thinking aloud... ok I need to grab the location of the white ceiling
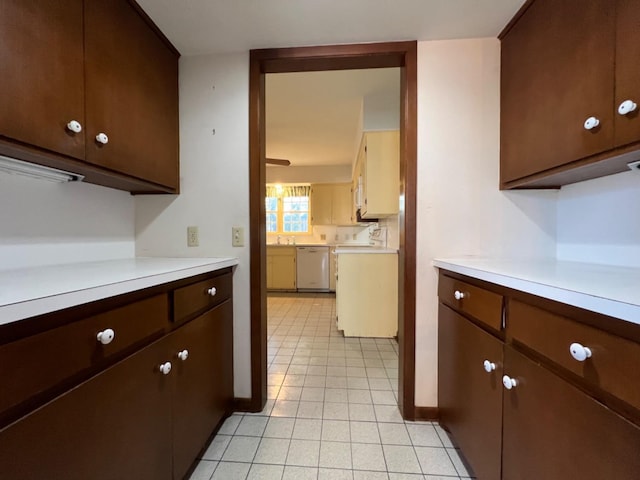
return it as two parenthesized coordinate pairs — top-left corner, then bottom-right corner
(266, 69), (399, 167)
(137, 0), (526, 56)
(136, 0), (526, 169)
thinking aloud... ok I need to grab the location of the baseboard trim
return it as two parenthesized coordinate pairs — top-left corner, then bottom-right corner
(233, 397), (255, 412)
(414, 406), (439, 421)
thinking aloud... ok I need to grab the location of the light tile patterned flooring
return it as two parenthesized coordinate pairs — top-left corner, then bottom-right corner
(190, 293), (473, 480)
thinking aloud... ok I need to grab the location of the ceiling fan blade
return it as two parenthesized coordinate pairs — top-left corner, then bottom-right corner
(265, 158), (291, 166)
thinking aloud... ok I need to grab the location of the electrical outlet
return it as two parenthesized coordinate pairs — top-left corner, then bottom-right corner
(352, 234), (357, 240)
(320, 234), (326, 241)
(232, 226), (244, 247)
(187, 226), (199, 247)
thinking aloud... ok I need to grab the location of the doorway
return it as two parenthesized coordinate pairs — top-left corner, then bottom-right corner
(249, 42), (418, 419)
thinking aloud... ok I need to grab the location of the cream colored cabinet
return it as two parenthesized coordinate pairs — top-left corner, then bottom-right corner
(359, 131), (399, 219)
(310, 183), (353, 225)
(266, 246), (296, 291)
(310, 184), (333, 225)
(335, 252), (398, 337)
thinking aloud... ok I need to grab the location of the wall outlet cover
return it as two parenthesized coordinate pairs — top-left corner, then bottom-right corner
(187, 226), (199, 247)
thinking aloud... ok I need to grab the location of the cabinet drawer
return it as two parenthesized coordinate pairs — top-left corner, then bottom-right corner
(438, 275), (503, 331)
(509, 300), (640, 412)
(0, 294), (168, 420)
(502, 346), (640, 479)
(173, 272), (232, 324)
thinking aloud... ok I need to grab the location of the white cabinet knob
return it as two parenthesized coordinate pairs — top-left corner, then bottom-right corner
(454, 290), (465, 300)
(584, 116), (600, 130)
(569, 342), (592, 362)
(483, 360), (496, 373)
(618, 100), (637, 116)
(502, 375), (517, 390)
(66, 120), (82, 133)
(95, 132), (109, 144)
(207, 287), (217, 297)
(96, 328), (115, 345)
(177, 349), (189, 361)
(159, 362), (172, 375)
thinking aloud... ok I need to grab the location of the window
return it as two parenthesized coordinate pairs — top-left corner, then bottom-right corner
(266, 184), (310, 234)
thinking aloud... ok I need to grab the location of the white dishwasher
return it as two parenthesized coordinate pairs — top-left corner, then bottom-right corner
(296, 246), (330, 292)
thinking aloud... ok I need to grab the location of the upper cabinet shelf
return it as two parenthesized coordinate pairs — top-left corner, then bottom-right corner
(500, 0), (640, 189)
(0, 0), (179, 194)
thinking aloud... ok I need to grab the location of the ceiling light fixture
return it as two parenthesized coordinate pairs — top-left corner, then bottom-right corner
(0, 155), (84, 183)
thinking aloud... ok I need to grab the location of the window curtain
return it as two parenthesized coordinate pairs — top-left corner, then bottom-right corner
(266, 185), (310, 198)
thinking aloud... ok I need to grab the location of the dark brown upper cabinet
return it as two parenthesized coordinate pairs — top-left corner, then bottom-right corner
(0, 1), (86, 161)
(0, 1), (179, 194)
(614, 0), (640, 149)
(500, 0), (640, 189)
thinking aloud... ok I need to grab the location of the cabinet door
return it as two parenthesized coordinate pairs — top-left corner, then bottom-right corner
(614, 0), (640, 147)
(332, 183), (353, 225)
(84, 1), (179, 189)
(310, 184), (333, 225)
(361, 131), (399, 218)
(438, 304), (503, 480)
(172, 300), (234, 480)
(0, 337), (173, 480)
(0, 0), (85, 159)
(271, 254), (296, 290)
(502, 346), (640, 480)
(501, 0), (615, 184)
(266, 253), (275, 289)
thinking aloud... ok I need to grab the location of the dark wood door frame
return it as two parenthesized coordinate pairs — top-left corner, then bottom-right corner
(249, 41), (418, 419)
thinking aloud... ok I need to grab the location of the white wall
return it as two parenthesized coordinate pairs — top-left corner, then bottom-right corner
(135, 52), (252, 398)
(0, 173), (134, 270)
(415, 38), (557, 406)
(363, 89), (400, 131)
(557, 171), (640, 267)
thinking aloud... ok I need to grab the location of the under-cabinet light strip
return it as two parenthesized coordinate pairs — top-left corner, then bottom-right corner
(0, 155), (84, 183)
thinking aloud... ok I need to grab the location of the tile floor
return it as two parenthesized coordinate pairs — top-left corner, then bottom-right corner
(189, 293), (473, 480)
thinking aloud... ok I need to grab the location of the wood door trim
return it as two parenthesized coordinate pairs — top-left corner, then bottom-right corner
(248, 42), (418, 419)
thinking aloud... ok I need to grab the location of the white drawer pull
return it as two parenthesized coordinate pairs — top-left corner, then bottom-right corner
(159, 362), (172, 375)
(454, 290), (465, 300)
(569, 342), (592, 362)
(584, 116), (600, 130)
(96, 328), (115, 345)
(177, 349), (189, 361)
(95, 132), (109, 145)
(483, 360), (496, 373)
(66, 120), (82, 133)
(618, 99), (637, 116)
(207, 287), (217, 297)
(502, 375), (517, 390)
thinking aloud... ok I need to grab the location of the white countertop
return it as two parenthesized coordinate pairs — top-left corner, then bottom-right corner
(433, 258), (640, 325)
(0, 257), (238, 325)
(334, 247), (398, 254)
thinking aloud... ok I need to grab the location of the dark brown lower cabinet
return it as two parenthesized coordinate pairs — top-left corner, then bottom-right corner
(172, 300), (233, 480)
(502, 346), (640, 480)
(0, 298), (234, 480)
(0, 336), (173, 480)
(438, 304), (503, 480)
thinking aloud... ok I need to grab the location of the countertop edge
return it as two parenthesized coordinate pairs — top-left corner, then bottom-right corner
(433, 259), (640, 325)
(0, 258), (239, 325)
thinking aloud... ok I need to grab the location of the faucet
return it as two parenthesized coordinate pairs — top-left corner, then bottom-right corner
(277, 235), (281, 245)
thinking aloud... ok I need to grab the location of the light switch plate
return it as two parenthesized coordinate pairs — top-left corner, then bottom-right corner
(232, 226), (244, 247)
(187, 226), (199, 247)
